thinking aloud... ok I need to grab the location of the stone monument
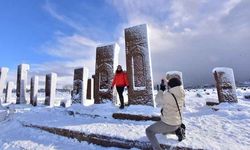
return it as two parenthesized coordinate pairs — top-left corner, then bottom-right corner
(45, 73), (57, 107)
(72, 67), (89, 104)
(16, 64), (30, 104)
(30, 76), (39, 106)
(125, 24), (154, 105)
(213, 67), (237, 103)
(86, 78), (94, 100)
(0, 67), (9, 104)
(5, 81), (14, 103)
(94, 44), (119, 103)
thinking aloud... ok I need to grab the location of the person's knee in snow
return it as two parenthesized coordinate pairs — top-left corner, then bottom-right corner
(146, 77), (186, 147)
(146, 126), (153, 135)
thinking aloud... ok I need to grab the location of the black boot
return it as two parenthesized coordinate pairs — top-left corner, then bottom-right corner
(175, 124), (186, 141)
(119, 105), (124, 109)
(119, 97), (124, 109)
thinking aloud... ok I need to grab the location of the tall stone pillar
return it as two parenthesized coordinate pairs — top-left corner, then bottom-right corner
(213, 67), (237, 103)
(5, 81), (14, 103)
(92, 75), (96, 100)
(16, 64), (30, 104)
(45, 73), (57, 107)
(125, 24), (154, 105)
(0, 67), (9, 103)
(166, 71), (184, 88)
(86, 78), (94, 100)
(30, 76), (39, 106)
(72, 67), (89, 104)
(94, 44), (119, 103)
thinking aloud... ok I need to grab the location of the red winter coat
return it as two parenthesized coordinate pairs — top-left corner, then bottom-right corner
(112, 72), (129, 87)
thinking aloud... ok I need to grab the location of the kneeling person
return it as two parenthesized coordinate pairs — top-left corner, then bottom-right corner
(146, 78), (185, 150)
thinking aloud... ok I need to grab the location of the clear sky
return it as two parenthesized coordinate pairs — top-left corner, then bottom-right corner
(1, 0), (250, 87)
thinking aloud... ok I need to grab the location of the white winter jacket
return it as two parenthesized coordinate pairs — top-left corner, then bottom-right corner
(155, 86), (185, 126)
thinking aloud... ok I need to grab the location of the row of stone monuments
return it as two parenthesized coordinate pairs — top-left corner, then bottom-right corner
(73, 24), (155, 106)
(0, 24), (238, 108)
(0, 24), (155, 107)
(0, 64), (58, 106)
(0, 65), (238, 108)
(164, 68), (238, 103)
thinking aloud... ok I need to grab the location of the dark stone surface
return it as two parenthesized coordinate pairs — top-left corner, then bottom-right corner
(94, 44), (118, 104)
(125, 24), (153, 105)
(23, 123), (202, 150)
(213, 69), (237, 103)
(112, 113), (160, 121)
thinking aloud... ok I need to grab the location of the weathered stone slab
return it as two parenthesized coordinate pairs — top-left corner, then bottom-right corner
(72, 67), (89, 104)
(94, 44), (119, 103)
(45, 73), (57, 107)
(16, 64), (30, 104)
(23, 123), (201, 150)
(30, 76), (39, 106)
(213, 67), (237, 103)
(125, 24), (154, 105)
(0, 67), (9, 103)
(5, 81), (14, 103)
(112, 113), (160, 121)
(86, 78), (94, 100)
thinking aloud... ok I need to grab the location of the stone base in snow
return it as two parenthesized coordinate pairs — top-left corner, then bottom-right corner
(244, 94), (250, 99)
(23, 123), (202, 150)
(206, 102), (219, 106)
(112, 113), (160, 121)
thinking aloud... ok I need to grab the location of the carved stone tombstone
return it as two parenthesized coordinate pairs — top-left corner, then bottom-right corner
(45, 73), (57, 107)
(94, 44), (119, 103)
(92, 75), (96, 100)
(86, 78), (94, 100)
(0, 67), (9, 103)
(5, 81), (14, 103)
(213, 67), (237, 103)
(30, 76), (39, 106)
(72, 67), (89, 104)
(125, 24), (154, 105)
(16, 64), (30, 104)
(166, 71), (184, 88)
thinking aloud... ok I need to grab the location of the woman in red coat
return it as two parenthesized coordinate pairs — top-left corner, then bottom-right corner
(111, 65), (129, 109)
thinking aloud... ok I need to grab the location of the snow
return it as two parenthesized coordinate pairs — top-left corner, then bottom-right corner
(0, 88), (250, 150)
(99, 89), (109, 92)
(133, 86), (146, 91)
(0, 109), (7, 122)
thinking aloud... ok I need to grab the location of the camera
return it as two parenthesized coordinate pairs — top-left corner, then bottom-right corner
(175, 123), (186, 141)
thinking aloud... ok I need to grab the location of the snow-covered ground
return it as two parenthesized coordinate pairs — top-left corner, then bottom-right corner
(0, 88), (250, 150)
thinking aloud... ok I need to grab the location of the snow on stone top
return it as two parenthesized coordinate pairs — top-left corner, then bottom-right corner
(0, 67), (9, 72)
(125, 24), (147, 32)
(96, 43), (119, 49)
(212, 67), (233, 74)
(213, 67), (236, 84)
(47, 72), (57, 77)
(166, 71), (182, 75)
(125, 24), (148, 40)
(19, 64), (30, 70)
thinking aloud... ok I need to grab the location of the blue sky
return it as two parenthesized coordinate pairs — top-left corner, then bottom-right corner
(0, 0), (121, 65)
(1, 0), (250, 87)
